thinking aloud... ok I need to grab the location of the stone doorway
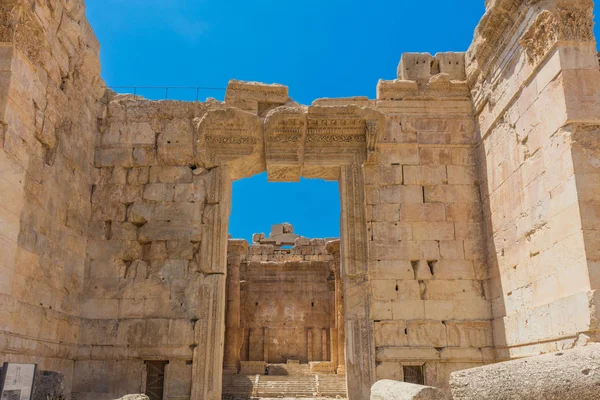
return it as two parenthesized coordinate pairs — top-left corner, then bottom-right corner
(189, 84), (385, 400)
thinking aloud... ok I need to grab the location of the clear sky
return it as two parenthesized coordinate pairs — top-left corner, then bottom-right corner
(85, 1), (598, 241)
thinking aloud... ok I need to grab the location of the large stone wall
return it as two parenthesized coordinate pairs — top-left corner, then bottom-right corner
(73, 96), (232, 400)
(364, 53), (493, 390)
(0, 0), (104, 395)
(0, 0), (599, 399)
(467, 0), (600, 359)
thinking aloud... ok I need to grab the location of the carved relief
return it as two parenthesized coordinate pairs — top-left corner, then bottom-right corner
(304, 107), (368, 171)
(520, 6), (594, 65)
(0, 5), (43, 64)
(196, 108), (264, 180)
(264, 107), (306, 181)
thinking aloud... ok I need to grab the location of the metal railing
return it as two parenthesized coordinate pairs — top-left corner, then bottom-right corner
(104, 85), (226, 101)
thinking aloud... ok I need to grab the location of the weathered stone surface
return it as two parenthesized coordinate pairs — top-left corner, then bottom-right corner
(113, 395), (149, 400)
(2, 0), (600, 399)
(371, 380), (449, 400)
(450, 345), (600, 400)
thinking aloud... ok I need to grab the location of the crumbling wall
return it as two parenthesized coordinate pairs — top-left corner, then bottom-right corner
(73, 96), (231, 400)
(0, 0), (104, 394)
(358, 52), (493, 390)
(225, 237), (337, 367)
(467, 0), (600, 358)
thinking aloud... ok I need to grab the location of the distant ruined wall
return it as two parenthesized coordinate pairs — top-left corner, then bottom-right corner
(225, 237), (338, 367)
(467, 0), (600, 359)
(0, 0), (104, 395)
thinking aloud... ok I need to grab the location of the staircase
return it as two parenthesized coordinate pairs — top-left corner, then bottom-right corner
(222, 373), (347, 399)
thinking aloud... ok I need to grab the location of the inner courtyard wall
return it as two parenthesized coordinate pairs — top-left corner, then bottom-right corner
(225, 236), (339, 368)
(0, 0), (104, 394)
(74, 96), (232, 400)
(467, 0), (600, 358)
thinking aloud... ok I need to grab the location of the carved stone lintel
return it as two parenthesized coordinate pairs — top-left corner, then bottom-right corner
(520, 6), (594, 65)
(196, 108), (264, 180)
(264, 107), (307, 182)
(365, 120), (379, 161)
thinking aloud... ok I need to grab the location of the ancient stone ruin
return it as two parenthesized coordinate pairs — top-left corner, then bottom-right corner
(1, 0), (600, 399)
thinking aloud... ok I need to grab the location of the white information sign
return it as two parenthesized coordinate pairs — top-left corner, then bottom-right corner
(0, 363), (37, 400)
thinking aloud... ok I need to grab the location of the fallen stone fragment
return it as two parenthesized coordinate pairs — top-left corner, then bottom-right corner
(450, 344), (600, 400)
(371, 379), (450, 400)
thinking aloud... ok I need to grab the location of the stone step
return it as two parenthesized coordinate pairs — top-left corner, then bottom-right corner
(222, 374), (347, 399)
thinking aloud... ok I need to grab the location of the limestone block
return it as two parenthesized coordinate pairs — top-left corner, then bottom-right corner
(370, 260), (414, 280)
(439, 241), (464, 259)
(422, 281), (485, 300)
(373, 222), (412, 242)
(376, 347), (440, 362)
(95, 148), (133, 167)
(165, 361), (192, 398)
(445, 203), (482, 222)
(372, 300), (393, 320)
(407, 321), (447, 347)
(149, 166), (193, 183)
(379, 166), (404, 185)
(398, 53), (435, 81)
(157, 119), (195, 166)
(113, 395), (149, 400)
(412, 222), (455, 241)
(432, 260), (475, 280)
(377, 80), (419, 100)
(370, 204), (401, 222)
(450, 345), (600, 400)
(375, 321), (409, 347)
(391, 300), (426, 321)
(372, 280), (420, 302)
(380, 186), (424, 204)
(376, 362), (403, 381)
(399, 204), (446, 222)
(403, 166), (447, 186)
(445, 321), (492, 348)
(138, 220), (201, 242)
(436, 52), (466, 81)
(370, 379), (449, 400)
(424, 186), (478, 204)
(447, 166), (475, 185)
(240, 361), (266, 375)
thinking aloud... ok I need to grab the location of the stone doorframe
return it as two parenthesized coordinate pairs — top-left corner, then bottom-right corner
(191, 91), (385, 400)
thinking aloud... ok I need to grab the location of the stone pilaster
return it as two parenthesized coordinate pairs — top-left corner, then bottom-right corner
(340, 164), (375, 400)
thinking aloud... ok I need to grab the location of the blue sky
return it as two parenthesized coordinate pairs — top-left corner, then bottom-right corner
(86, 1), (597, 241)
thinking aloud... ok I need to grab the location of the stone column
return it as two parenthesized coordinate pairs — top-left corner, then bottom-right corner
(223, 240), (247, 374)
(327, 240), (346, 374)
(307, 329), (313, 362)
(191, 166), (232, 400)
(322, 329), (328, 361)
(263, 328), (269, 362)
(339, 165), (375, 400)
